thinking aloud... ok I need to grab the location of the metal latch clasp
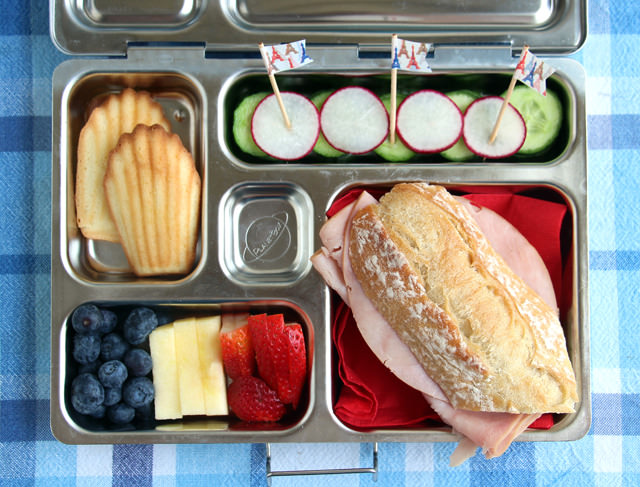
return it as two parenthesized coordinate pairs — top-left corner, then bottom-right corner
(266, 442), (378, 485)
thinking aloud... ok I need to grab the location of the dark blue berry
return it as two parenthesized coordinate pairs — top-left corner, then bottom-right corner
(103, 387), (122, 407)
(89, 404), (106, 419)
(71, 304), (103, 334)
(123, 307), (158, 345)
(122, 376), (154, 408)
(100, 333), (129, 361)
(71, 373), (104, 415)
(123, 348), (153, 377)
(135, 402), (155, 421)
(72, 334), (101, 364)
(77, 359), (102, 375)
(98, 309), (118, 335)
(107, 402), (136, 425)
(154, 309), (173, 327)
(98, 360), (128, 388)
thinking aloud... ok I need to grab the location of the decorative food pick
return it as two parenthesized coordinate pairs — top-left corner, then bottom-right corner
(389, 34), (432, 144)
(258, 40), (313, 130)
(489, 45), (556, 144)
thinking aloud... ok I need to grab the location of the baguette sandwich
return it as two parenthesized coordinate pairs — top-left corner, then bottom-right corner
(311, 182), (578, 465)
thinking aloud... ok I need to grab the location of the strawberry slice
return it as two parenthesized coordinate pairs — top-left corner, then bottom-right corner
(285, 323), (307, 408)
(249, 313), (307, 406)
(248, 313), (276, 388)
(220, 313), (255, 380)
(250, 313), (288, 400)
(227, 376), (286, 422)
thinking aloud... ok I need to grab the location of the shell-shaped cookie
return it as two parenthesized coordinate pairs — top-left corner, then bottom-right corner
(75, 88), (171, 242)
(104, 124), (201, 277)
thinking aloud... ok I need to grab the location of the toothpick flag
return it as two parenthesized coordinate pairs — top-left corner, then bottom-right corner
(388, 35), (433, 144)
(391, 37), (432, 73)
(260, 40), (313, 75)
(514, 48), (555, 96)
(258, 40), (313, 129)
(489, 45), (556, 144)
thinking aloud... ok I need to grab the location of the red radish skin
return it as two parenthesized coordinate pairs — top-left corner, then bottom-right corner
(396, 90), (463, 154)
(320, 87), (389, 154)
(251, 92), (320, 161)
(462, 96), (527, 159)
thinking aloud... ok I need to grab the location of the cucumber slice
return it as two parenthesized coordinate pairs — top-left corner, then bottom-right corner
(441, 90), (480, 162)
(232, 92), (269, 157)
(502, 85), (563, 155)
(374, 93), (415, 162)
(311, 91), (345, 158)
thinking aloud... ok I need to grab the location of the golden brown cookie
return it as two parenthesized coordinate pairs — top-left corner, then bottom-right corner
(104, 124), (201, 276)
(75, 88), (171, 241)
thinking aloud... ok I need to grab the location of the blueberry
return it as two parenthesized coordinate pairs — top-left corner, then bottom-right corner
(98, 360), (128, 388)
(72, 334), (101, 364)
(100, 333), (129, 361)
(123, 307), (158, 345)
(77, 359), (102, 375)
(135, 402), (155, 421)
(107, 402), (136, 425)
(154, 309), (173, 327)
(122, 376), (154, 408)
(123, 348), (152, 377)
(103, 387), (122, 407)
(98, 309), (118, 335)
(71, 373), (104, 415)
(89, 404), (107, 419)
(71, 304), (103, 335)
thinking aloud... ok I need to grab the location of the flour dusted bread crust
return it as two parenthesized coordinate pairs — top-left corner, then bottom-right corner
(104, 124), (201, 276)
(76, 88), (171, 241)
(348, 183), (578, 413)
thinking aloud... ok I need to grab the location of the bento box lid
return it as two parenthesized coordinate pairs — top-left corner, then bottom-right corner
(50, 0), (587, 57)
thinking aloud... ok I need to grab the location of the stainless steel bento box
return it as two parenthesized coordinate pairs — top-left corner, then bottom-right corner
(49, 0), (590, 446)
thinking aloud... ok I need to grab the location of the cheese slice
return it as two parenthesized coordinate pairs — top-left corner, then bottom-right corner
(148, 324), (182, 420)
(173, 317), (206, 416)
(196, 316), (229, 416)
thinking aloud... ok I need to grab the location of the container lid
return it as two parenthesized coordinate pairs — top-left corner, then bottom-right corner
(50, 0), (586, 56)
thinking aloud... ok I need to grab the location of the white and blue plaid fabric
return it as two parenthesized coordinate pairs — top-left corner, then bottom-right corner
(1, 0), (638, 485)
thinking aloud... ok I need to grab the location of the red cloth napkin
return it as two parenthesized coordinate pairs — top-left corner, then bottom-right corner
(330, 188), (567, 431)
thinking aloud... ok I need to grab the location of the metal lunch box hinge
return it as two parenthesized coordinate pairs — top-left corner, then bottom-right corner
(126, 45), (206, 64)
(265, 442), (378, 485)
(430, 43), (519, 69)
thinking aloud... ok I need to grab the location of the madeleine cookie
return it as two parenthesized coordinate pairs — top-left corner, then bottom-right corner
(75, 88), (171, 241)
(104, 124), (201, 276)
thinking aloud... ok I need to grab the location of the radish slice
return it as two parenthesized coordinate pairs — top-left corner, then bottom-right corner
(396, 90), (463, 153)
(462, 96), (526, 159)
(251, 92), (320, 161)
(320, 87), (389, 154)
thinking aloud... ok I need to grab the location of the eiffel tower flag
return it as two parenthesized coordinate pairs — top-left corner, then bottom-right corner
(388, 35), (433, 144)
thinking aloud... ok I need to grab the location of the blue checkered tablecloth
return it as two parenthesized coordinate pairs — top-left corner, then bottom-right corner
(1, 0), (639, 485)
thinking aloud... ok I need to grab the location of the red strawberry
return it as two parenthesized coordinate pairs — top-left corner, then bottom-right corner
(220, 313), (255, 380)
(285, 323), (307, 408)
(248, 313), (276, 387)
(249, 313), (307, 406)
(227, 376), (286, 422)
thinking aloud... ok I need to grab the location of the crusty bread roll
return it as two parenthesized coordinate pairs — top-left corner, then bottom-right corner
(76, 88), (171, 242)
(104, 124), (200, 276)
(348, 183), (577, 414)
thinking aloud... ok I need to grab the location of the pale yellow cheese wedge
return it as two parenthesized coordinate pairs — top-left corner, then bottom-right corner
(173, 317), (206, 416)
(195, 316), (229, 416)
(148, 324), (182, 420)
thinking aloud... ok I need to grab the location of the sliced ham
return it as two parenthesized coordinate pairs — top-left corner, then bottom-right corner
(311, 190), (557, 465)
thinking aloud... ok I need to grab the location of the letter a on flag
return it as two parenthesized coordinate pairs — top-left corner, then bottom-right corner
(391, 38), (432, 73)
(260, 40), (313, 75)
(514, 49), (555, 95)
